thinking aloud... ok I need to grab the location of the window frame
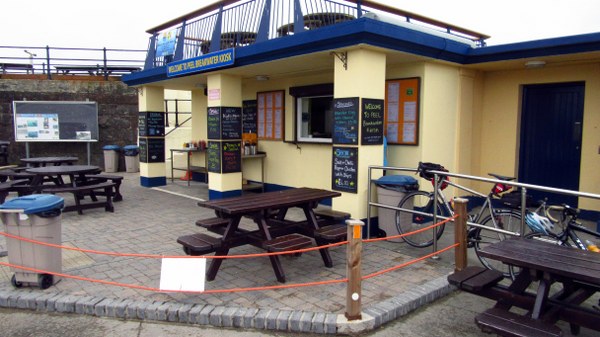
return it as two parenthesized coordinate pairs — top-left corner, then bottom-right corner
(289, 83), (334, 144)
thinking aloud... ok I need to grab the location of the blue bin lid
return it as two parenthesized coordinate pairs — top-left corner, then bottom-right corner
(375, 175), (418, 186)
(0, 194), (64, 214)
(103, 145), (121, 150)
(123, 145), (139, 150)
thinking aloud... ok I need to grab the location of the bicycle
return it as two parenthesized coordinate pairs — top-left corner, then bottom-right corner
(395, 162), (522, 277)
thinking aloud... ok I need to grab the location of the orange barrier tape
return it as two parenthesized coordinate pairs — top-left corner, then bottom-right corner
(364, 215), (458, 243)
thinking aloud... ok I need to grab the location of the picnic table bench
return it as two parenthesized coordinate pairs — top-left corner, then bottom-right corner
(0, 63), (33, 74)
(448, 237), (600, 336)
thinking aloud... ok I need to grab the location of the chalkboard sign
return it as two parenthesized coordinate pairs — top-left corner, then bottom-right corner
(361, 98), (384, 145)
(138, 112), (165, 137)
(221, 107), (242, 139)
(13, 101), (99, 142)
(332, 147), (358, 193)
(139, 137), (165, 163)
(332, 97), (359, 145)
(242, 100), (257, 134)
(207, 107), (221, 140)
(221, 141), (241, 173)
(207, 141), (221, 173)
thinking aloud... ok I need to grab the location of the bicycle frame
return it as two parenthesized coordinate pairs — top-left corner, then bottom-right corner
(565, 221), (600, 250)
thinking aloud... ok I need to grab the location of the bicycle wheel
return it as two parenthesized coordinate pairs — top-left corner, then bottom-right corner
(395, 191), (446, 248)
(472, 210), (521, 278)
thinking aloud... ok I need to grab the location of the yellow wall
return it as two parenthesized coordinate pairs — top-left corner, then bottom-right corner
(477, 63), (600, 210)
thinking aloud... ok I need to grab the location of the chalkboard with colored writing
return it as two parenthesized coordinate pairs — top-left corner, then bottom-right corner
(139, 137), (165, 163)
(138, 112), (165, 137)
(332, 97), (359, 145)
(221, 107), (242, 139)
(332, 147), (358, 193)
(221, 141), (241, 173)
(207, 141), (221, 173)
(242, 100), (257, 134)
(361, 98), (384, 145)
(207, 107), (221, 140)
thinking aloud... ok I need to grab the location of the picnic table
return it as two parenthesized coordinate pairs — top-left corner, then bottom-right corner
(21, 156), (78, 167)
(179, 187), (346, 283)
(449, 237), (600, 336)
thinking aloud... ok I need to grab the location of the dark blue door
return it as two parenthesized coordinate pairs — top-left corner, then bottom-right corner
(518, 82), (584, 207)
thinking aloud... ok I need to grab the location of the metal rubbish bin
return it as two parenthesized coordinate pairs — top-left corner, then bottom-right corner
(103, 145), (121, 173)
(375, 175), (419, 242)
(0, 194), (64, 289)
(123, 145), (139, 173)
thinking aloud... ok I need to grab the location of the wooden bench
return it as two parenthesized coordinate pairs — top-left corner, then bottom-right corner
(476, 308), (563, 337)
(0, 179), (31, 203)
(314, 209), (351, 223)
(262, 233), (313, 252)
(447, 266), (504, 293)
(195, 217), (229, 229)
(83, 174), (123, 201)
(177, 233), (222, 255)
(314, 224), (347, 242)
(0, 63), (33, 74)
(42, 182), (116, 214)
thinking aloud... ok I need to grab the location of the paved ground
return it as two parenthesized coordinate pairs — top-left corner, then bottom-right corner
(0, 173), (597, 335)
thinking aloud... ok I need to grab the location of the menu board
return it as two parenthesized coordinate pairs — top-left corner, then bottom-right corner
(207, 141), (221, 173)
(138, 112), (165, 137)
(257, 91), (284, 140)
(221, 107), (242, 139)
(385, 78), (420, 145)
(139, 137), (165, 163)
(332, 97), (359, 145)
(242, 100), (258, 134)
(361, 98), (384, 145)
(332, 147), (358, 193)
(221, 141), (241, 173)
(207, 107), (221, 140)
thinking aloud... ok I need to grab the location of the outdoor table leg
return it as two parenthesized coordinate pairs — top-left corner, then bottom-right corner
(303, 206), (333, 268)
(206, 216), (241, 281)
(256, 216), (287, 283)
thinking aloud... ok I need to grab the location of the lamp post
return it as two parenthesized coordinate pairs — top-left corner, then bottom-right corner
(24, 50), (37, 74)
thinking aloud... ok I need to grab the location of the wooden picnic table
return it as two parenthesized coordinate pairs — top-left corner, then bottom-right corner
(451, 237), (600, 336)
(188, 187), (343, 283)
(21, 156), (78, 167)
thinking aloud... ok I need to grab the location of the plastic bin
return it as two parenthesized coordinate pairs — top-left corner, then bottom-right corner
(375, 175), (419, 242)
(103, 145), (121, 173)
(0, 194), (64, 289)
(123, 145), (140, 173)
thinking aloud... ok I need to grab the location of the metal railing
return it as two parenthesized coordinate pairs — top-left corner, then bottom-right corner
(144, 0), (489, 69)
(164, 99), (192, 130)
(367, 165), (600, 251)
(0, 45), (145, 80)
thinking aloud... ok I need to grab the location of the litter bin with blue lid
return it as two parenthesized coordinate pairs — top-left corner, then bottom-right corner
(0, 194), (64, 289)
(123, 145), (140, 172)
(374, 175), (419, 241)
(102, 145), (121, 173)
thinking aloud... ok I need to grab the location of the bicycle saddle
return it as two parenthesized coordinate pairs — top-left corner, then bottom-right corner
(488, 173), (516, 181)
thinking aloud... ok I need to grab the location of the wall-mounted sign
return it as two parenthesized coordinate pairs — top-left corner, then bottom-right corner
(208, 89), (221, 101)
(332, 97), (359, 145)
(257, 91), (284, 140)
(207, 141), (221, 173)
(167, 48), (235, 77)
(207, 107), (221, 140)
(138, 112), (165, 137)
(385, 78), (420, 145)
(207, 107), (241, 140)
(361, 98), (384, 145)
(332, 147), (358, 193)
(242, 100), (258, 134)
(221, 141), (241, 173)
(139, 137), (165, 163)
(156, 29), (177, 57)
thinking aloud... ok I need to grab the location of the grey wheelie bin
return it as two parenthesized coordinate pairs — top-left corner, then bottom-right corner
(123, 145), (140, 173)
(375, 175), (419, 242)
(103, 145), (121, 173)
(0, 194), (64, 289)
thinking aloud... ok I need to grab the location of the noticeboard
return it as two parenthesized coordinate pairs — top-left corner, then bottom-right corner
(332, 147), (358, 193)
(332, 97), (359, 145)
(361, 98), (384, 145)
(138, 112), (165, 137)
(385, 78), (420, 145)
(13, 101), (99, 142)
(139, 137), (165, 163)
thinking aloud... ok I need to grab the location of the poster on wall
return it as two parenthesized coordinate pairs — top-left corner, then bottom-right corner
(15, 113), (60, 140)
(257, 91), (284, 140)
(332, 97), (359, 145)
(385, 78), (420, 145)
(332, 147), (358, 193)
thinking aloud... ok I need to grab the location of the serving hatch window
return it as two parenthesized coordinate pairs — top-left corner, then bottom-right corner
(290, 83), (334, 143)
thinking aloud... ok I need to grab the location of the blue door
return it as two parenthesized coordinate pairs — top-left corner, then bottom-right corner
(518, 82), (584, 207)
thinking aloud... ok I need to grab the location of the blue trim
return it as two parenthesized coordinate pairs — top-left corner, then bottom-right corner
(208, 189), (242, 200)
(140, 176), (167, 187)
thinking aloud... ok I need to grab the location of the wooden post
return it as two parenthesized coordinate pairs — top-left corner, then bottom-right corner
(345, 219), (364, 320)
(454, 197), (468, 272)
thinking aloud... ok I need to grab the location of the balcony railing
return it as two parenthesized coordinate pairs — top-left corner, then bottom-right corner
(0, 45), (145, 80)
(144, 0), (489, 69)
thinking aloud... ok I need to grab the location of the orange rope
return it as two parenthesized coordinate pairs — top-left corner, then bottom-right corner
(364, 215), (457, 243)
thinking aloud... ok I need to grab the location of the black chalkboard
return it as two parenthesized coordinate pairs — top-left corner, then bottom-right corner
(138, 112), (165, 137)
(332, 147), (358, 193)
(221, 107), (242, 139)
(221, 141), (241, 173)
(207, 141), (221, 173)
(242, 100), (257, 134)
(13, 101), (99, 142)
(207, 107), (221, 140)
(332, 97), (359, 145)
(139, 137), (165, 163)
(361, 98), (384, 145)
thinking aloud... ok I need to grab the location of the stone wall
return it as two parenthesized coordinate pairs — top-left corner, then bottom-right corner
(0, 78), (138, 168)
